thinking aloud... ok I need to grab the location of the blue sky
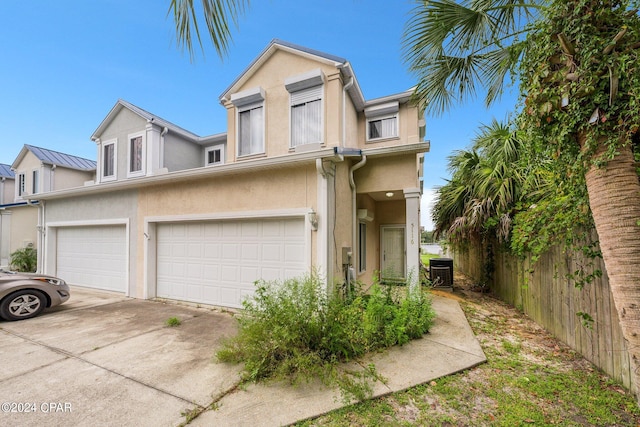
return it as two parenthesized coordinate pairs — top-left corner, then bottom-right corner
(0, 0), (518, 229)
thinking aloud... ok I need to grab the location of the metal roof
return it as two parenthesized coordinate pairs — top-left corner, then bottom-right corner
(25, 145), (96, 171)
(0, 163), (14, 178)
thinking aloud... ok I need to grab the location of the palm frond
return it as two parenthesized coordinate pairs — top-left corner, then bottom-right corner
(168, 0), (249, 60)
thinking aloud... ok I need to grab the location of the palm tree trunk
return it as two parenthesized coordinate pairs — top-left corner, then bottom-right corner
(583, 138), (640, 402)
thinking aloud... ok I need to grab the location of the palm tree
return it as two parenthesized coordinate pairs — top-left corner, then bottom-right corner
(405, 0), (640, 402)
(433, 119), (523, 283)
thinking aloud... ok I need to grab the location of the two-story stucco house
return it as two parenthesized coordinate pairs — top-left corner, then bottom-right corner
(35, 40), (429, 309)
(0, 146), (96, 269)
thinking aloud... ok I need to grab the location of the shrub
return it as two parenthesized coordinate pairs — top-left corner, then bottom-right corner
(10, 247), (37, 272)
(216, 274), (435, 401)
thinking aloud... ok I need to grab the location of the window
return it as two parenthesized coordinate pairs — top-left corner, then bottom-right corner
(231, 87), (265, 158)
(290, 86), (322, 147)
(102, 140), (117, 181)
(368, 115), (398, 140)
(238, 104), (264, 156)
(205, 145), (225, 166)
(365, 101), (400, 141)
(18, 173), (25, 196)
(286, 69), (325, 148)
(31, 170), (39, 194)
(127, 132), (145, 177)
(358, 222), (367, 272)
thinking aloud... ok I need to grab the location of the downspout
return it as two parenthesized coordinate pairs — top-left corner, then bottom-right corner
(349, 155), (367, 288)
(342, 76), (354, 148)
(160, 127), (168, 170)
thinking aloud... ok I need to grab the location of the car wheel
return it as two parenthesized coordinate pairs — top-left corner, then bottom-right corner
(0, 290), (46, 321)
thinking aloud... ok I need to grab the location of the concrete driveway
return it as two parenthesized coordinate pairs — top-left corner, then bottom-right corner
(0, 287), (241, 427)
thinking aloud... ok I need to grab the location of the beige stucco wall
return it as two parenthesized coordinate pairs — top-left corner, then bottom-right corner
(52, 167), (94, 191)
(8, 204), (38, 255)
(224, 49), (348, 161)
(354, 155), (421, 194)
(1, 179), (14, 204)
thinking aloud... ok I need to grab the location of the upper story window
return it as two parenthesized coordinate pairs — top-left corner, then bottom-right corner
(17, 173), (25, 197)
(102, 139), (117, 182)
(365, 101), (399, 142)
(127, 132), (145, 177)
(205, 144), (225, 166)
(31, 170), (39, 194)
(286, 69), (325, 148)
(231, 87), (265, 158)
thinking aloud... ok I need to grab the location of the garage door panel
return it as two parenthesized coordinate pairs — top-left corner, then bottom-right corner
(56, 225), (126, 293)
(157, 218), (306, 308)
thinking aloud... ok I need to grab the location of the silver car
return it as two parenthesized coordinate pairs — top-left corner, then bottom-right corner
(0, 269), (71, 321)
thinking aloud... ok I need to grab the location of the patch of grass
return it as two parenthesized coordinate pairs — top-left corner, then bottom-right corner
(420, 252), (440, 265)
(165, 316), (181, 327)
(216, 274), (435, 403)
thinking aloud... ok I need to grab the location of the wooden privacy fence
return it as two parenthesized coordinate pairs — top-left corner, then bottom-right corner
(452, 240), (633, 391)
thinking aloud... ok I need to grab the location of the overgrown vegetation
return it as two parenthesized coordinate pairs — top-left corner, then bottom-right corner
(216, 274), (435, 402)
(298, 285), (640, 426)
(9, 247), (37, 272)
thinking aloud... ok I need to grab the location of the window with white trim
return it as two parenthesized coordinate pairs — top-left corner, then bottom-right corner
(18, 173), (25, 197)
(127, 132), (145, 177)
(238, 103), (264, 156)
(205, 144), (225, 166)
(31, 170), (39, 194)
(231, 87), (265, 158)
(365, 101), (400, 141)
(285, 69), (325, 148)
(367, 115), (398, 140)
(102, 139), (117, 181)
(290, 85), (323, 147)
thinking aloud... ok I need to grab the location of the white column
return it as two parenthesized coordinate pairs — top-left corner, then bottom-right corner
(404, 188), (421, 290)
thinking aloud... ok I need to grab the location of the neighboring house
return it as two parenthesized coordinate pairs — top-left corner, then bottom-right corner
(0, 146), (96, 269)
(36, 40), (429, 309)
(0, 164), (16, 267)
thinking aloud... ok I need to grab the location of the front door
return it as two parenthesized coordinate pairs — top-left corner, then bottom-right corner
(381, 226), (405, 281)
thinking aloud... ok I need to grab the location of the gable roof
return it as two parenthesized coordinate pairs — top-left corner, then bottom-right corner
(11, 145), (96, 171)
(0, 163), (14, 179)
(219, 39), (366, 109)
(91, 99), (205, 142)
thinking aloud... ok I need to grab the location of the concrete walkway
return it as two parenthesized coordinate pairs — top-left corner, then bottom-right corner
(0, 287), (485, 426)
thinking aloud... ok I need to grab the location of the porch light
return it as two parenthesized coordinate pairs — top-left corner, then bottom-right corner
(308, 211), (318, 231)
(385, 192), (394, 198)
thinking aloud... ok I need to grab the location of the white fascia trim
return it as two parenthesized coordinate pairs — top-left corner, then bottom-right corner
(361, 141), (431, 157)
(46, 218), (130, 228)
(145, 208), (312, 224)
(36, 148), (338, 200)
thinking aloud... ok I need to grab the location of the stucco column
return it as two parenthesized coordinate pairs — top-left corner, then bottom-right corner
(0, 210), (12, 268)
(403, 188), (421, 290)
(146, 122), (161, 175)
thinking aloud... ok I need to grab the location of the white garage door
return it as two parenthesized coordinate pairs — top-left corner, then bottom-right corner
(156, 218), (307, 308)
(56, 225), (127, 292)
